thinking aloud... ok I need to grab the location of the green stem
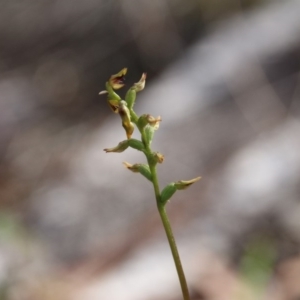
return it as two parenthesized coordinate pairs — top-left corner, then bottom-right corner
(138, 123), (190, 300)
(148, 161), (190, 300)
(158, 204), (190, 300)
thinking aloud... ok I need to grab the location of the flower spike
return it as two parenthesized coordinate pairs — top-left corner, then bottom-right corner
(102, 68), (201, 300)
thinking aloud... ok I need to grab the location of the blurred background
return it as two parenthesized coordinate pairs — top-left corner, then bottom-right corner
(1, 0), (300, 299)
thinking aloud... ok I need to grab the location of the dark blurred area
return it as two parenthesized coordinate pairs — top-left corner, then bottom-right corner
(1, 0), (300, 299)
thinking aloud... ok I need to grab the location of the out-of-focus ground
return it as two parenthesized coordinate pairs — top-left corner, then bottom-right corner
(1, 0), (300, 299)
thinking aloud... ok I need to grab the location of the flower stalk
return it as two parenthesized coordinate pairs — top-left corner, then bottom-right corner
(101, 69), (201, 300)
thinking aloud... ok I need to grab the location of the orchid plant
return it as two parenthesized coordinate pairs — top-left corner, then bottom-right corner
(100, 68), (200, 300)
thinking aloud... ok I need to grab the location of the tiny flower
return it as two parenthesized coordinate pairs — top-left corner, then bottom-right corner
(147, 115), (162, 130)
(174, 177), (201, 190)
(132, 73), (147, 92)
(137, 114), (162, 131)
(154, 152), (164, 163)
(109, 68), (127, 90)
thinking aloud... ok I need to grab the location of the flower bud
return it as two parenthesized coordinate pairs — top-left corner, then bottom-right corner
(119, 101), (134, 139)
(143, 124), (155, 145)
(174, 177), (201, 190)
(123, 162), (152, 182)
(104, 139), (144, 153)
(132, 73), (147, 92)
(125, 88), (136, 110)
(123, 161), (139, 172)
(147, 115), (162, 130)
(104, 140), (129, 153)
(137, 114), (162, 132)
(109, 68), (127, 90)
(160, 177), (201, 206)
(122, 122), (134, 139)
(153, 152), (164, 163)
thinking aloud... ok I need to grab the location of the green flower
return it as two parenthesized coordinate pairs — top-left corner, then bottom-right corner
(109, 68), (127, 90)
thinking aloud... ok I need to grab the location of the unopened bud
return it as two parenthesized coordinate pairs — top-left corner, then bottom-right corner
(123, 162), (152, 182)
(104, 140), (129, 153)
(123, 161), (139, 172)
(125, 88), (136, 110)
(160, 176), (201, 206)
(104, 139), (144, 154)
(132, 73), (147, 92)
(153, 152), (164, 164)
(119, 101), (134, 139)
(122, 122), (134, 139)
(143, 125), (155, 145)
(174, 177), (201, 190)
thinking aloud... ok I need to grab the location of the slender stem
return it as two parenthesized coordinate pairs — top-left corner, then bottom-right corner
(148, 163), (161, 201)
(157, 204), (190, 300)
(148, 162), (190, 300)
(138, 125), (190, 300)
